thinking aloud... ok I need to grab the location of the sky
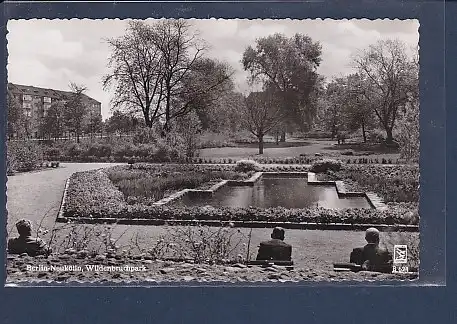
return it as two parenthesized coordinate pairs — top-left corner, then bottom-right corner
(7, 18), (419, 121)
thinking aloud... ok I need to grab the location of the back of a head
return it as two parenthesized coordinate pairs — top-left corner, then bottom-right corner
(16, 219), (32, 236)
(365, 227), (380, 244)
(271, 227), (285, 240)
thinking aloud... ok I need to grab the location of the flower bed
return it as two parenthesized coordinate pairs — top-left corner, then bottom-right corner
(63, 168), (418, 226)
(105, 164), (251, 202)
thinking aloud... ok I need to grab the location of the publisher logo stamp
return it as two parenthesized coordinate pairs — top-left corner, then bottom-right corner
(393, 245), (408, 264)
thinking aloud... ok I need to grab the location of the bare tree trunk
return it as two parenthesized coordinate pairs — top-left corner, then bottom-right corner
(280, 130), (286, 142)
(258, 135), (264, 154)
(361, 121), (367, 143)
(385, 127), (394, 144)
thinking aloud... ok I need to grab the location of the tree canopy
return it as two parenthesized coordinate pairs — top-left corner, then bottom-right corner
(242, 33), (323, 130)
(103, 19), (233, 133)
(352, 39), (418, 143)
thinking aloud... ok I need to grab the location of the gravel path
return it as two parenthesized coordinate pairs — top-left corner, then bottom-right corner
(6, 163), (126, 235)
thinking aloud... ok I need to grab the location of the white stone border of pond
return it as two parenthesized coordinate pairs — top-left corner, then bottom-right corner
(152, 171), (264, 206)
(307, 172), (388, 211)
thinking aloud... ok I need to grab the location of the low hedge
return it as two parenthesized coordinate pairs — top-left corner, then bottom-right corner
(63, 168), (418, 225)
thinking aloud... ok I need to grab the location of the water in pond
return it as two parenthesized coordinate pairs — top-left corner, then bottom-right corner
(174, 177), (372, 209)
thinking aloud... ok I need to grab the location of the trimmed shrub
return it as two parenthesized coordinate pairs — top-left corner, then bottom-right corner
(310, 159), (342, 173)
(7, 140), (44, 172)
(234, 160), (260, 173)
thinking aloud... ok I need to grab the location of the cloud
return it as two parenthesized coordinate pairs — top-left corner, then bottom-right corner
(6, 18), (419, 121)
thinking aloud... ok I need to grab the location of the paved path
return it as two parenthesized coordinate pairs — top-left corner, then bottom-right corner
(6, 163), (125, 235)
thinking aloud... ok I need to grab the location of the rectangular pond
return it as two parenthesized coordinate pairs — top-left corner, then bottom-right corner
(173, 177), (372, 209)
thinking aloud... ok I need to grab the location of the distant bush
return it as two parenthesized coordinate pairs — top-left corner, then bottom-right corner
(7, 140), (44, 172)
(132, 127), (161, 145)
(86, 144), (112, 158)
(66, 143), (83, 158)
(43, 147), (62, 160)
(310, 159), (342, 173)
(234, 160), (260, 173)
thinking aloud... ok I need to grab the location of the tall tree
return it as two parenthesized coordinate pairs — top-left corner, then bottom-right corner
(40, 100), (65, 140)
(64, 83), (87, 143)
(86, 113), (103, 139)
(242, 33), (323, 139)
(105, 110), (136, 136)
(352, 39), (418, 144)
(317, 79), (347, 139)
(243, 88), (285, 154)
(7, 90), (21, 139)
(338, 74), (375, 142)
(103, 20), (233, 134)
(103, 21), (165, 129)
(168, 57), (233, 133)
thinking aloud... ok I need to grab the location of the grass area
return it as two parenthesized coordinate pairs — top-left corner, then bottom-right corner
(324, 142), (400, 154)
(198, 139), (401, 162)
(233, 141), (312, 149)
(105, 164), (250, 202)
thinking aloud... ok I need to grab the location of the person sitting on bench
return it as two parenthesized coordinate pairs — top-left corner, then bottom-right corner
(256, 227), (292, 261)
(350, 227), (392, 273)
(8, 219), (51, 257)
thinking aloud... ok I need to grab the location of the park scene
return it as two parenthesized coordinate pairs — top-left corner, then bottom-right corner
(5, 19), (419, 283)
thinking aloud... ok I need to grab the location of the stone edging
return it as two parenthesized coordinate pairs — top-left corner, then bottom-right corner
(152, 172), (264, 206)
(307, 172), (388, 211)
(57, 178), (70, 219)
(55, 216), (419, 232)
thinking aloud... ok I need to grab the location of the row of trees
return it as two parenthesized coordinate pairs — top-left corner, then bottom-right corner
(103, 21), (419, 158)
(316, 40), (419, 144)
(7, 19), (419, 161)
(243, 38), (419, 154)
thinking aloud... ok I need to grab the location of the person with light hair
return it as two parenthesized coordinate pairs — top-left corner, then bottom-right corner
(350, 227), (392, 272)
(8, 219), (51, 257)
(256, 227), (292, 261)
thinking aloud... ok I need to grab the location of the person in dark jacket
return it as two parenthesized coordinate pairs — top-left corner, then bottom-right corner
(350, 227), (392, 273)
(8, 219), (51, 257)
(256, 227), (292, 261)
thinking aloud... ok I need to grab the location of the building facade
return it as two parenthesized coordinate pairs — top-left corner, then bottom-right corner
(7, 83), (102, 139)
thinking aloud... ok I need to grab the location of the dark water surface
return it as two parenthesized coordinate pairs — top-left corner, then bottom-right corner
(175, 177), (372, 209)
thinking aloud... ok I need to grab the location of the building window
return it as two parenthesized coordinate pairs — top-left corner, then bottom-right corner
(43, 97), (51, 103)
(23, 94), (32, 101)
(43, 103), (51, 116)
(23, 102), (32, 109)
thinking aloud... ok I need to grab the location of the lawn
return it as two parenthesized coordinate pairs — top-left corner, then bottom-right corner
(199, 138), (401, 161)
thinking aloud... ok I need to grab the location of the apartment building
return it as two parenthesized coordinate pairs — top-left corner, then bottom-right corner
(7, 83), (102, 138)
